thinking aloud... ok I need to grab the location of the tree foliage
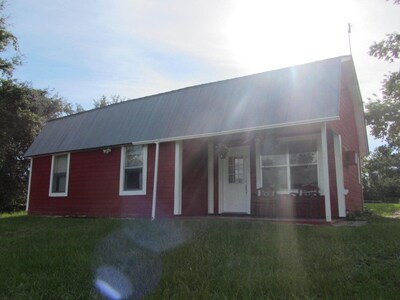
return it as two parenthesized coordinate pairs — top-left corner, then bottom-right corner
(0, 80), (73, 210)
(0, 0), (20, 78)
(363, 146), (400, 201)
(0, 2), (74, 211)
(363, 1), (400, 201)
(366, 33), (400, 150)
(93, 94), (126, 108)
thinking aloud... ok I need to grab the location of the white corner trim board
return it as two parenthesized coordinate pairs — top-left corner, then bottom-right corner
(321, 124), (332, 222)
(174, 141), (182, 215)
(151, 142), (160, 220)
(208, 142), (214, 214)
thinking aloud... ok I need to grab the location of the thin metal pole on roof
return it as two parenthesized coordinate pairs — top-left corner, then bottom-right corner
(348, 23), (353, 55)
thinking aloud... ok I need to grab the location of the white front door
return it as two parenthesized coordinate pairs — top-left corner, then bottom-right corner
(219, 146), (251, 214)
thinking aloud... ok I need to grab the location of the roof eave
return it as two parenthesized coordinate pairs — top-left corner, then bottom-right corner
(25, 116), (339, 157)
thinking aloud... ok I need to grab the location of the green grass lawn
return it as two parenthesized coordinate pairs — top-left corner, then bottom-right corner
(365, 203), (400, 217)
(1, 207), (400, 299)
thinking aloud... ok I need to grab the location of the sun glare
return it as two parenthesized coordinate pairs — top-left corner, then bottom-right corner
(223, 0), (349, 73)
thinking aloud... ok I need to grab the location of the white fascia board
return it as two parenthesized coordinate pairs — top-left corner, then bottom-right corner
(130, 117), (340, 146)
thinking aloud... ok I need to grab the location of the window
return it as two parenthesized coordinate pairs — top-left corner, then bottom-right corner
(49, 153), (70, 197)
(120, 145), (147, 195)
(261, 139), (318, 193)
(228, 156), (244, 183)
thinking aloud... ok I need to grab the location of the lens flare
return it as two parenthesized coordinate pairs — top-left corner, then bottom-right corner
(95, 266), (132, 300)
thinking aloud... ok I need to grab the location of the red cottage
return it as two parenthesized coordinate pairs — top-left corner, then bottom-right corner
(25, 56), (368, 222)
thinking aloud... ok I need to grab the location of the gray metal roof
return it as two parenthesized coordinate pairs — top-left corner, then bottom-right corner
(25, 56), (346, 157)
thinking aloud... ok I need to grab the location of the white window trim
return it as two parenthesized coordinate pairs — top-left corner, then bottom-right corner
(119, 145), (147, 196)
(261, 135), (322, 194)
(49, 153), (70, 197)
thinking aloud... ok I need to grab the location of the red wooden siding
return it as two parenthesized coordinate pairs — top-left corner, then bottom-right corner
(154, 143), (175, 217)
(28, 143), (175, 217)
(328, 80), (363, 213)
(182, 139), (208, 216)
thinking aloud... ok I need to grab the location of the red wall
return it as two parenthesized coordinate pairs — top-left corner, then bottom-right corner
(328, 80), (364, 213)
(182, 139), (208, 215)
(28, 143), (175, 217)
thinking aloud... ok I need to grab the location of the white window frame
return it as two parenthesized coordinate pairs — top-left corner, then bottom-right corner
(49, 153), (70, 197)
(119, 144), (148, 196)
(261, 135), (323, 194)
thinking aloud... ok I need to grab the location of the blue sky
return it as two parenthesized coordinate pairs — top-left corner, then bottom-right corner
(4, 0), (400, 151)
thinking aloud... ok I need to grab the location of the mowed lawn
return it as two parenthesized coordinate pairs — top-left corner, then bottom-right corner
(0, 204), (400, 299)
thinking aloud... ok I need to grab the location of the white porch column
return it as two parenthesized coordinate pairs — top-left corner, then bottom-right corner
(321, 123), (332, 222)
(255, 139), (262, 189)
(151, 142), (160, 220)
(26, 158), (33, 212)
(174, 141), (182, 215)
(208, 142), (214, 214)
(333, 134), (346, 217)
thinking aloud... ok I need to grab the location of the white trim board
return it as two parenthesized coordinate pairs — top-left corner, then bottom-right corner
(26, 158), (33, 211)
(321, 124), (332, 222)
(128, 117), (340, 146)
(174, 141), (182, 215)
(333, 134), (346, 217)
(208, 142), (214, 214)
(119, 145), (148, 196)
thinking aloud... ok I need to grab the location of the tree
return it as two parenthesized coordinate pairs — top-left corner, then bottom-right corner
(0, 2), (75, 211)
(363, 146), (400, 201)
(93, 94), (126, 108)
(363, 0), (400, 201)
(0, 0), (20, 78)
(366, 33), (400, 150)
(75, 103), (85, 113)
(0, 79), (73, 210)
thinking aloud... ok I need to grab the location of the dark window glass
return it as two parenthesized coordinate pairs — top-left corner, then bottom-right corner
(262, 167), (287, 190)
(290, 165), (318, 190)
(228, 156), (244, 183)
(52, 154), (68, 193)
(124, 168), (142, 190)
(123, 145), (144, 191)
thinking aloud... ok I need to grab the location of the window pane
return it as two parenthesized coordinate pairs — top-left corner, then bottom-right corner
(289, 140), (316, 153)
(288, 140), (317, 164)
(290, 165), (318, 190)
(290, 152), (317, 165)
(262, 141), (285, 154)
(54, 155), (68, 173)
(261, 142), (286, 166)
(228, 156), (244, 183)
(52, 173), (66, 193)
(125, 145), (143, 167)
(125, 168), (143, 190)
(52, 154), (68, 193)
(262, 167), (287, 190)
(261, 154), (287, 166)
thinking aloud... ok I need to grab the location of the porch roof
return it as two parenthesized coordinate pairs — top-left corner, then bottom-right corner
(26, 56), (350, 157)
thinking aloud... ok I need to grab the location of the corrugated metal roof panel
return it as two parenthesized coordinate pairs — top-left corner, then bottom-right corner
(25, 56), (343, 157)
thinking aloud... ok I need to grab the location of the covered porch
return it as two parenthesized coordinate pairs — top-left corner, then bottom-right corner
(156, 122), (347, 222)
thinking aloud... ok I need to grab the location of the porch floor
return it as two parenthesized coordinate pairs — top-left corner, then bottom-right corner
(177, 215), (339, 225)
